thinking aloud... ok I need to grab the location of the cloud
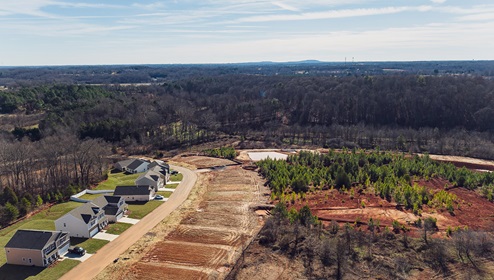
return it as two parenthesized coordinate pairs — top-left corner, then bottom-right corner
(431, 0), (446, 3)
(132, 2), (166, 10)
(235, 6), (433, 23)
(272, 2), (300, 12)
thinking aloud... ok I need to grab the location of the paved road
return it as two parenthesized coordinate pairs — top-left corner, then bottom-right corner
(60, 165), (197, 280)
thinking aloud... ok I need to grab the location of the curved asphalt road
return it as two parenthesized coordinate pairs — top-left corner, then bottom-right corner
(60, 165), (197, 280)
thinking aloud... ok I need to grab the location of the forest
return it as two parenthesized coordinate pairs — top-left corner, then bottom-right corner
(2, 62), (494, 228)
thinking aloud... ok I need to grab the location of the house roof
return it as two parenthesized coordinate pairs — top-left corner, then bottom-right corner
(136, 170), (163, 183)
(62, 202), (102, 225)
(148, 161), (170, 170)
(104, 205), (120, 216)
(114, 185), (152, 196)
(126, 159), (148, 171)
(92, 195), (123, 208)
(5, 230), (68, 250)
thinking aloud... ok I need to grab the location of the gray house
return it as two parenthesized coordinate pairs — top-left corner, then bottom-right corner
(114, 159), (149, 174)
(92, 195), (126, 223)
(5, 230), (70, 267)
(55, 202), (108, 238)
(135, 170), (164, 192)
(114, 185), (155, 202)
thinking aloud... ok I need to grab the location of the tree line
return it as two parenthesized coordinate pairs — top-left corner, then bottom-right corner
(257, 150), (494, 214)
(0, 134), (109, 226)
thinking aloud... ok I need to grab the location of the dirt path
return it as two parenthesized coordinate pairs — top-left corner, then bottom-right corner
(59, 165), (197, 280)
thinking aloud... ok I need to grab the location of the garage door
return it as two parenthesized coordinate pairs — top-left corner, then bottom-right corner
(89, 227), (99, 237)
(116, 212), (124, 221)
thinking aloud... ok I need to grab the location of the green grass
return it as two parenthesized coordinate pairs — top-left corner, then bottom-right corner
(127, 201), (162, 219)
(78, 193), (103, 200)
(94, 171), (140, 191)
(105, 222), (133, 235)
(164, 183), (179, 189)
(70, 238), (109, 254)
(170, 173), (183, 181)
(156, 191), (172, 198)
(28, 259), (80, 280)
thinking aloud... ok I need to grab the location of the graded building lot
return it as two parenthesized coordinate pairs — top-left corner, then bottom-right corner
(121, 156), (267, 279)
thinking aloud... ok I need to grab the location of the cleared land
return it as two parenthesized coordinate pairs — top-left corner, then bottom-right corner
(107, 156), (268, 279)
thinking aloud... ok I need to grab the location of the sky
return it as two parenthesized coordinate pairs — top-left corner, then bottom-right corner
(0, 0), (493, 66)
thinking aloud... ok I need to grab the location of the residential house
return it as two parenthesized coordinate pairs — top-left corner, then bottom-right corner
(135, 170), (164, 192)
(55, 202), (108, 238)
(5, 229), (70, 267)
(114, 158), (149, 174)
(92, 195), (126, 223)
(148, 160), (170, 181)
(113, 185), (155, 202)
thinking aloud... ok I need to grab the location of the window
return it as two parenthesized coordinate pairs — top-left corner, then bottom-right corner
(64, 223), (66, 227)
(29, 258), (32, 264)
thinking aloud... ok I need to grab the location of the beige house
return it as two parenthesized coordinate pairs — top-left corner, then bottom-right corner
(5, 230), (70, 267)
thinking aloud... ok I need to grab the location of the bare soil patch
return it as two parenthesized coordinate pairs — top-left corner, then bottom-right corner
(120, 164), (267, 279)
(167, 225), (248, 247)
(129, 263), (209, 280)
(173, 155), (237, 169)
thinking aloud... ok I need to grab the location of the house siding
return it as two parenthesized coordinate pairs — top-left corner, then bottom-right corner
(5, 248), (43, 267)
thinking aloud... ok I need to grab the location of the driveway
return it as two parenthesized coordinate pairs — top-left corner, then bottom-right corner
(119, 216), (140, 225)
(93, 231), (119, 241)
(62, 252), (93, 263)
(60, 164), (197, 280)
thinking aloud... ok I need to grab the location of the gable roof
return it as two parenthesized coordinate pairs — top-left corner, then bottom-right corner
(126, 159), (148, 171)
(148, 161), (170, 170)
(104, 205), (120, 216)
(92, 195), (123, 208)
(136, 170), (163, 183)
(114, 185), (152, 196)
(5, 230), (68, 250)
(62, 202), (102, 225)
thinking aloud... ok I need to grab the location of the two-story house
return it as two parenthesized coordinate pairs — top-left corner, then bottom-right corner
(4, 229), (70, 267)
(92, 195), (126, 223)
(55, 202), (108, 238)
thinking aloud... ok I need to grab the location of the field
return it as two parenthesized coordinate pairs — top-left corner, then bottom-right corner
(117, 156), (267, 279)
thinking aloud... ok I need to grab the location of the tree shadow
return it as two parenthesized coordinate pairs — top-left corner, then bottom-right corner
(0, 263), (44, 280)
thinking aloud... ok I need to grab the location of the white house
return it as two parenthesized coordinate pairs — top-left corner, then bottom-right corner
(114, 159), (149, 174)
(135, 170), (164, 192)
(113, 185), (155, 202)
(92, 195), (126, 223)
(5, 229), (70, 267)
(55, 202), (108, 238)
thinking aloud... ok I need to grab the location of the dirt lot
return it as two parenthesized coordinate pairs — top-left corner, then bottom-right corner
(103, 156), (268, 279)
(173, 155), (238, 169)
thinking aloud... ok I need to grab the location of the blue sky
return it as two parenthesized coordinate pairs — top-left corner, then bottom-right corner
(1, 0), (493, 66)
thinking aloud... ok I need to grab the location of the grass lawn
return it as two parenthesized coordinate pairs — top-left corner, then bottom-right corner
(0, 201), (81, 265)
(105, 222), (133, 235)
(127, 201), (162, 219)
(93, 171), (140, 191)
(78, 193), (103, 200)
(70, 238), (109, 254)
(164, 183), (179, 189)
(156, 191), (172, 198)
(170, 173), (183, 181)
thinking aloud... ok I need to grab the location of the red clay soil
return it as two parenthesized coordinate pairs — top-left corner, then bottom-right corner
(129, 263), (209, 280)
(289, 176), (494, 237)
